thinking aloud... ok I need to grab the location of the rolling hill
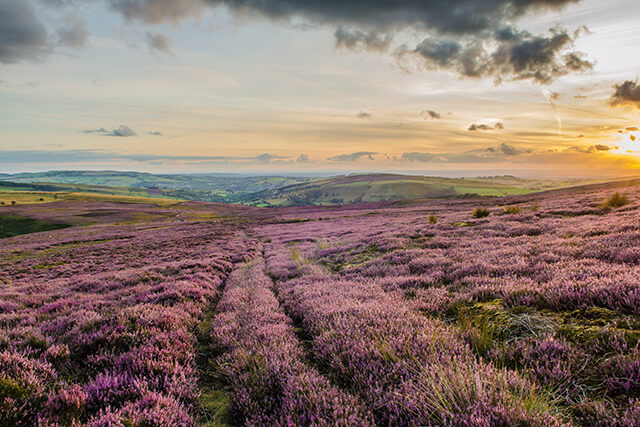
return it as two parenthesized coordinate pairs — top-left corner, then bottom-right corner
(2, 170), (636, 207)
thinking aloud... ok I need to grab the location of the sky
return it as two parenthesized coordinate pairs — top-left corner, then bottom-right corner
(1, 0), (640, 177)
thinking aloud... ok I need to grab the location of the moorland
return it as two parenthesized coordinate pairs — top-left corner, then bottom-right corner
(1, 175), (640, 425)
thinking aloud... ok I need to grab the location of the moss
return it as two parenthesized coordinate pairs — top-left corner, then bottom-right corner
(199, 390), (232, 427)
(549, 307), (640, 349)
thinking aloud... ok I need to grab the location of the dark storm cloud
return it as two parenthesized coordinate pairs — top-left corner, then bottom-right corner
(327, 151), (376, 162)
(400, 26), (592, 84)
(83, 125), (137, 137)
(0, 0), (49, 64)
(146, 32), (170, 53)
(421, 110), (441, 119)
(56, 15), (89, 47)
(204, 0), (580, 35)
(202, 0), (590, 83)
(9, 0), (592, 84)
(89, 0), (592, 83)
(611, 80), (640, 108)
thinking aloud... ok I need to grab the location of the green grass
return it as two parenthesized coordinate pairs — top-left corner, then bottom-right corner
(454, 186), (532, 196)
(0, 215), (70, 238)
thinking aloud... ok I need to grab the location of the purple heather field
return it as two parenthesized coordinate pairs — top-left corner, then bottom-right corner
(1, 185), (640, 426)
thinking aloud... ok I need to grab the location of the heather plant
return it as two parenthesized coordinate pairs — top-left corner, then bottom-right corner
(211, 258), (373, 425)
(4, 183), (640, 425)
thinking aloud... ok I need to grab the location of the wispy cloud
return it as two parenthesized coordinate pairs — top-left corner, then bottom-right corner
(83, 125), (137, 137)
(421, 110), (441, 119)
(0, 149), (292, 165)
(328, 151), (377, 162)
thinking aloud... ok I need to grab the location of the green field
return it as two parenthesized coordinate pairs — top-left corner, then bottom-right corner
(0, 215), (70, 238)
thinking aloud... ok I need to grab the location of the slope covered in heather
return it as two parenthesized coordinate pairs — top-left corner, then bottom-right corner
(1, 181), (640, 425)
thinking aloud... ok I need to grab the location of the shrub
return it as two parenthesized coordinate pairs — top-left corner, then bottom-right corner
(428, 215), (437, 224)
(603, 192), (629, 210)
(10, 201), (16, 206)
(503, 205), (521, 214)
(472, 208), (490, 218)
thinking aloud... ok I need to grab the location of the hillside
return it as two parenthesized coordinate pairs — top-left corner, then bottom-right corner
(2, 181), (640, 425)
(241, 173), (537, 206)
(0, 170), (310, 193)
(2, 171), (637, 207)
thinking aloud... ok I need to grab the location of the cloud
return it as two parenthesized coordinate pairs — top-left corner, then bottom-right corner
(567, 144), (616, 153)
(468, 121), (504, 131)
(626, 127), (639, 132)
(0, 0), (49, 64)
(255, 153), (288, 163)
(0, 149), (292, 165)
(484, 142), (529, 156)
(421, 110), (441, 119)
(296, 153), (310, 163)
(401, 152), (434, 162)
(206, 0), (580, 35)
(357, 111), (372, 119)
(56, 15), (89, 47)
(107, 0), (205, 25)
(146, 32), (170, 53)
(398, 26), (593, 84)
(611, 80), (640, 108)
(148, 131), (164, 136)
(398, 143), (531, 163)
(327, 151), (376, 161)
(83, 125), (137, 137)
(6, 0), (592, 84)
(334, 27), (391, 52)
(107, 0), (206, 24)
(198, 0), (591, 84)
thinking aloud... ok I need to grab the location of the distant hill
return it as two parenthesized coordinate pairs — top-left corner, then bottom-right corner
(238, 174), (535, 206)
(2, 170), (634, 207)
(2, 170), (311, 193)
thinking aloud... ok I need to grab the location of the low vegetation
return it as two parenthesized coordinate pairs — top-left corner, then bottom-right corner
(0, 215), (70, 238)
(472, 207), (491, 218)
(603, 192), (629, 209)
(503, 205), (521, 214)
(2, 181), (640, 425)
